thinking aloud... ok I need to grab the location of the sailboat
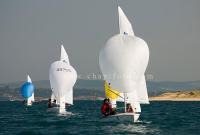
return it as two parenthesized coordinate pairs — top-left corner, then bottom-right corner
(49, 45), (77, 113)
(21, 75), (35, 106)
(99, 6), (150, 122)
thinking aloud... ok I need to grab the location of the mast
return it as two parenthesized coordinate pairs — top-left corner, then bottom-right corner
(124, 93), (127, 113)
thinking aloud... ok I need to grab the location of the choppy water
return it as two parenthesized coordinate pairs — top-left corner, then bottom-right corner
(0, 100), (200, 135)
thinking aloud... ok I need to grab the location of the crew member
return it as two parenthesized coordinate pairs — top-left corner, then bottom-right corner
(48, 98), (52, 108)
(126, 103), (133, 113)
(101, 98), (112, 116)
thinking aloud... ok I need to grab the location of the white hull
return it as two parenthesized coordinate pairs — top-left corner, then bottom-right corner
(26, 100), (32, 106)
(26, 93), (34, 106)
(101, 113), (140, 123)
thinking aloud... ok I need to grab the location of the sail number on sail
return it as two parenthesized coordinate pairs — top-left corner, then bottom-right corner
(56, 68), (71, 72)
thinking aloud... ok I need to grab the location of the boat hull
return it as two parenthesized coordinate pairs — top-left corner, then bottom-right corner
(101, 113), (140, 123)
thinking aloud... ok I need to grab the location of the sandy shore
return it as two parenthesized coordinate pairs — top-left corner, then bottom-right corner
(149, 97), (200, 101)
(149, 90), (200, 101)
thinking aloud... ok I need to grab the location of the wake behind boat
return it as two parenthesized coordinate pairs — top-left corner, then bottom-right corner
(48, 45), (77, 114)
(99, 6), (150, 122)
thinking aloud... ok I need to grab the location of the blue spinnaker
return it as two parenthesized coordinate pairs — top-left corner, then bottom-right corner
(21, 82), (34, 99)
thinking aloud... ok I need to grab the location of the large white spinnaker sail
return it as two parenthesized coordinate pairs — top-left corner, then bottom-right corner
(136, 75), (149, 104)
(99, 6), (149, 121)
(49, 45), (77, 113)
(99, 33), (149, 94)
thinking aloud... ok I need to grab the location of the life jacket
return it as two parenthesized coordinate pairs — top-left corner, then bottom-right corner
(101, 103), (111, 115)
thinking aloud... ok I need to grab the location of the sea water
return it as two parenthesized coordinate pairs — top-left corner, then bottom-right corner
(0, 100), (199, 135)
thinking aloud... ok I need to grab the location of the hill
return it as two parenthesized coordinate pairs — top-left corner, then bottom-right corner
(150, 90), (200, 101)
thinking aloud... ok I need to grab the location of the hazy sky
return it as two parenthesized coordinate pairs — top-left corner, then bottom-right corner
(0, 0), (200, 83)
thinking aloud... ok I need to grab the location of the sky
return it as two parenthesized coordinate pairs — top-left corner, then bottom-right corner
(0, 0), (200, 83)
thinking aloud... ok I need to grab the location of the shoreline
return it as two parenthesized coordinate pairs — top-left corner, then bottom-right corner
(149, 97), (200, 101)
(3, 97), (200, 102)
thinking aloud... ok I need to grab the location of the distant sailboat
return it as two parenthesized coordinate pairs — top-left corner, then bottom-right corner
(21, 75), (35, 106)
(99, 6), (150, 122)
(49, 45), (77, 113)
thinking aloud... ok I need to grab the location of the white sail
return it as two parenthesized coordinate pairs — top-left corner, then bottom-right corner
(131, 101), (141, 113)
(136, 75), (149, 104)
(26, 75), (34, 103)
(51, 93), (56, 103)
(60, 45), (70, 65)
(99, 6), (149, 120)
(99, 6), (149, 93)
(65, 88), (73, 105)
(29, 93), (35, 102)
(27, 97), (32, 106)
(118, 6), (134, 36)
(99, 35), (149, 93)
(49, 45), (77, 112)
(59, 96), (66, 113)
(126, 93), (141, 113)
(27, 75), (32, 83)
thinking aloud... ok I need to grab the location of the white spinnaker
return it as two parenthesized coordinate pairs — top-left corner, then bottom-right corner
(99, 35), (149, 93)
(49, 61), (77, 105)
(118, 6), (134, 36)
(136, 75), (149, 104)
(65, 88), (73, 105)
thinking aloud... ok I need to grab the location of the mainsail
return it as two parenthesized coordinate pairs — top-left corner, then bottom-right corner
(118, 6), (134, 36)
(99, 6), (149, 118)
(60, 45), (70, 65)
(49, 45), (77, 112)
(27, 75), (34, 103)
(27, 75), (32, 83)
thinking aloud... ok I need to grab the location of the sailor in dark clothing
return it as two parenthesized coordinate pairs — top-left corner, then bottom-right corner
(48, 98), (53, 108)
(101, 98), (113, 116)
(53, 99), (56, 103)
